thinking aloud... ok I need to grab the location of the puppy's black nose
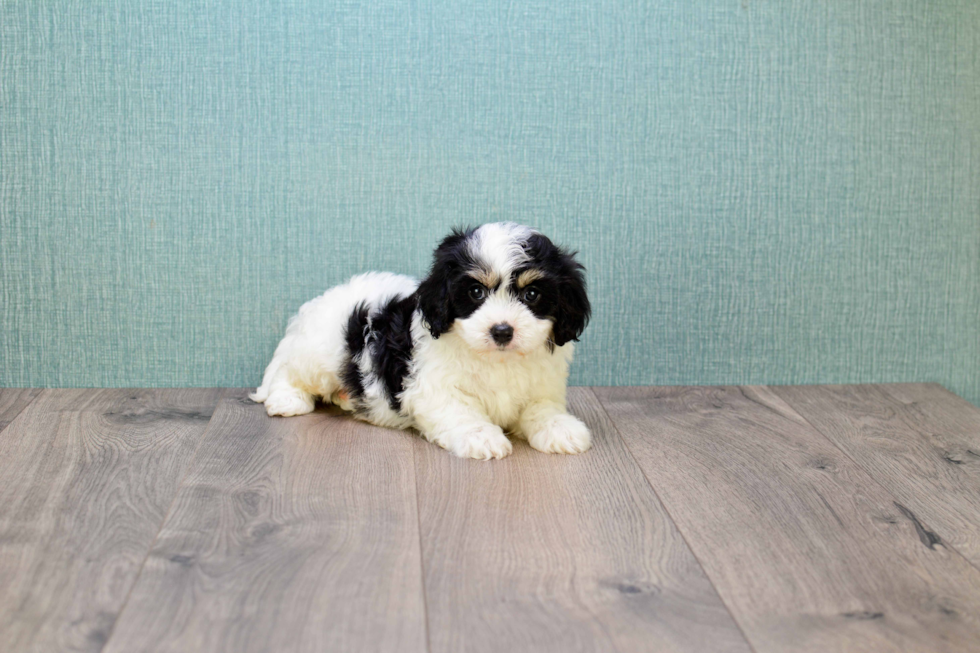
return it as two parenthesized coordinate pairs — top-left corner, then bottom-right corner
(490, 323), (514, 345)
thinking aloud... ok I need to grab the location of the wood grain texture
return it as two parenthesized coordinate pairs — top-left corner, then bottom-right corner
(0, 388), (41, 431)
(414, 387), (752, 653)
(773, 383), (980, 568)
(103, 395), (427, 653)
(595, 385), (980, 653)
(0, 388), (224, 653)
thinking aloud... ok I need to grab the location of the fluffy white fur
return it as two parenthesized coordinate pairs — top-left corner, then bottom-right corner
(251, 223), (591, 460)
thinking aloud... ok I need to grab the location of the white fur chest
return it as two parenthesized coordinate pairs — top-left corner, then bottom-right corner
(401, 315), (573, 431)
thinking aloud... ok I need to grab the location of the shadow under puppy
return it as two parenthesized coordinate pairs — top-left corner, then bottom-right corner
(251, 222), (591, 460)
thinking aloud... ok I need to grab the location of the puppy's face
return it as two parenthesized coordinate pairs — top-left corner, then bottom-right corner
(417, 223), (590, 353)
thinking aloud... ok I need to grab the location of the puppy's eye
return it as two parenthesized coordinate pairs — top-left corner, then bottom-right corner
(468, 285), (486, 301)
(522, 288), (540, 304)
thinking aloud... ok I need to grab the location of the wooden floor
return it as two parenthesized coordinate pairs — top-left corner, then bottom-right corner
(1, 385), (979, 652)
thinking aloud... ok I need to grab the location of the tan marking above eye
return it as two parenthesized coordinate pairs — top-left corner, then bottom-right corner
(516, 269), (544, 288)
(469, 268), (499, 289)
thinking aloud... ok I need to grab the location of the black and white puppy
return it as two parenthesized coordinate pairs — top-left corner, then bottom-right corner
(251, 222), (591, 459)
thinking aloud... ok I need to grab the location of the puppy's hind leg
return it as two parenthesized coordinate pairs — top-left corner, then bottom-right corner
(250, 354), (316, 417)
(264, 386), (315, 417)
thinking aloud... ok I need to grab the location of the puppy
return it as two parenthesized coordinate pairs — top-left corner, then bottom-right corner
(251, 222), (591, 459)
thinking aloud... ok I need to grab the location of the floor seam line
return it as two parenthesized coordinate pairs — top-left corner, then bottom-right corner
(413, 438), (434, 653)
(767, 384), (980, 577)
(96, 388), (232, 652)
(588, 386), (761, 653)
(0, 388), (45, 436)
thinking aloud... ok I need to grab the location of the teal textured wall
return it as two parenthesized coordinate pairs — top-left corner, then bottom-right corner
(2, 1), (978, 405)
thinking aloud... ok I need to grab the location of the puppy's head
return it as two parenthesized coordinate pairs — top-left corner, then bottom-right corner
(417, 223), (590, 353)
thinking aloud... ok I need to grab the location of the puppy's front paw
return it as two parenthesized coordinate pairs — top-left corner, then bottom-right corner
(527, 414), (592, 454)
(264, 391), (315, 417)
(448, 424), (513, 460)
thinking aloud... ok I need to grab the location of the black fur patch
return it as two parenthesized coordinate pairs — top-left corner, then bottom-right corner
(416, 227), (480, 338)
(518, 233), (591, 346)
(341, 302), (370, 403)
(367, 294), (417, 411)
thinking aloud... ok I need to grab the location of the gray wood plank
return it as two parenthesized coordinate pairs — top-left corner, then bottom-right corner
(102, 395), (428, 653)
(0, 388), (225, 653)
(0, 388), (42, 431)
(773, 383), (980, 568)
(595, 385), (980, 653)
(415, 387), (752, 653)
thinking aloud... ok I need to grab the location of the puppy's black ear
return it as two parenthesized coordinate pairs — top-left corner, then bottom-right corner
(416, 266), (453, 338)
(551, 249), (591, 347)
(416, 228), (469, 338)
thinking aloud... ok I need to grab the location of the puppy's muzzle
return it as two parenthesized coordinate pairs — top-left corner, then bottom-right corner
(490, 323), (514, 346)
